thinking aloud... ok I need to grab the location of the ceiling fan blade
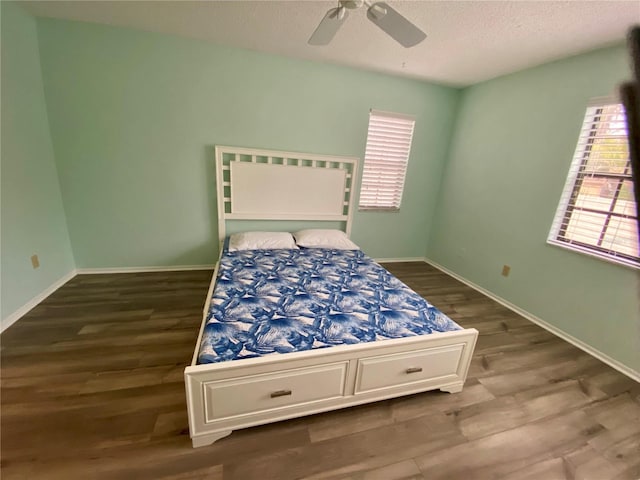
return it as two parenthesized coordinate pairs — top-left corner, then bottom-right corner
(366, 2), (426, 48)
(308, 7), (349, 46)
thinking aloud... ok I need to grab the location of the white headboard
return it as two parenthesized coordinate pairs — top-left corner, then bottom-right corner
(215, 146), (359, 244)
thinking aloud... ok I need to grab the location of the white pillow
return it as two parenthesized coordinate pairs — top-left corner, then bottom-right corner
(293, 229), (360, 250)
(228, 231), (298, 251)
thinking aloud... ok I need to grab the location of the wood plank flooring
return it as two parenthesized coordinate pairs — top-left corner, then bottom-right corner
(1, 263), (639, 479)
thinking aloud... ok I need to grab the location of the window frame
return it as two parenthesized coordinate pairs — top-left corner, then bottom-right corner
(358, 109), (416, 212)
(547, 97), (639, 269)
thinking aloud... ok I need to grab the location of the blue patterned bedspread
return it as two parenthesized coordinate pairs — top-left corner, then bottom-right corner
(197, 248), (461, 364)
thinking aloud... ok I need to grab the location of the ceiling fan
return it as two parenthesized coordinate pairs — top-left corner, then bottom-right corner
(308, 0), (426, 48)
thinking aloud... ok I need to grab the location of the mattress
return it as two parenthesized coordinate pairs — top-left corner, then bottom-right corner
(197, 247), (461, 364)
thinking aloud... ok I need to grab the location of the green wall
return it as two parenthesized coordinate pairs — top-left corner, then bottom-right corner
(36, 18), (460, 268)
(1, 2), (75, 324)
(4, 11), (636, 372)
(428, 45), (639, 371)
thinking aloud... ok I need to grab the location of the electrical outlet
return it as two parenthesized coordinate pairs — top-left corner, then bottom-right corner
(31, 254), (40, 269)
(501, 264), (511, 277)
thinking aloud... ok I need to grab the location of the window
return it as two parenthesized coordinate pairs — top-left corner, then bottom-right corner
(548, 99), (639, 268)
(359, 110), (415, 211)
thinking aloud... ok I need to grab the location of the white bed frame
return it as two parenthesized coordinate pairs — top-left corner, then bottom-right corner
(184, 146), (478, 448)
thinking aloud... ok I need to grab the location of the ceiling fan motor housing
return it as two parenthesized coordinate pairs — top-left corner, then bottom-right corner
(340, 0), (364, 10)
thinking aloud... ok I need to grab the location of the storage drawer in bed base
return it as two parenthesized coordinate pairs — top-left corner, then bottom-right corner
(203, 362), (348, 421)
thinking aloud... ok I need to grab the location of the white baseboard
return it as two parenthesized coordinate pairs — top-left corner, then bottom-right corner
(76, 264), (215, 274)
(425, 258), (640, 383)
(375, 257), (427, 263)
(1, 269), (77, 333)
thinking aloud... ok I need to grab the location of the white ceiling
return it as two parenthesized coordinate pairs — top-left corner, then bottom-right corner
(23, 0), (640, 87)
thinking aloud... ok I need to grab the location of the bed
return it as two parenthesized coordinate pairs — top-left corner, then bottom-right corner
(184, 146), (478, 448)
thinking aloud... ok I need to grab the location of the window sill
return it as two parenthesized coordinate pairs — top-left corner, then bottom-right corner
(546, 239), (640, 270)
(358, 207), (400, 212)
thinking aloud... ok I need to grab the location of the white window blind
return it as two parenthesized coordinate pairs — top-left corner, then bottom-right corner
(548, 100), (639, 269)
(359, 110), (415, 211)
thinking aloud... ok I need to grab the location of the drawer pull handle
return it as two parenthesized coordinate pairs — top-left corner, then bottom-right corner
(270, 390), (292, 398)
(406, 367), (423, 374)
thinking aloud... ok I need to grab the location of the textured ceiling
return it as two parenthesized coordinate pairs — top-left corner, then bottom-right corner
(23, 0), (640, 86)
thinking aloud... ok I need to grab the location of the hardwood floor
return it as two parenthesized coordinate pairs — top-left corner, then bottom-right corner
(1, 263), (638, 479)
